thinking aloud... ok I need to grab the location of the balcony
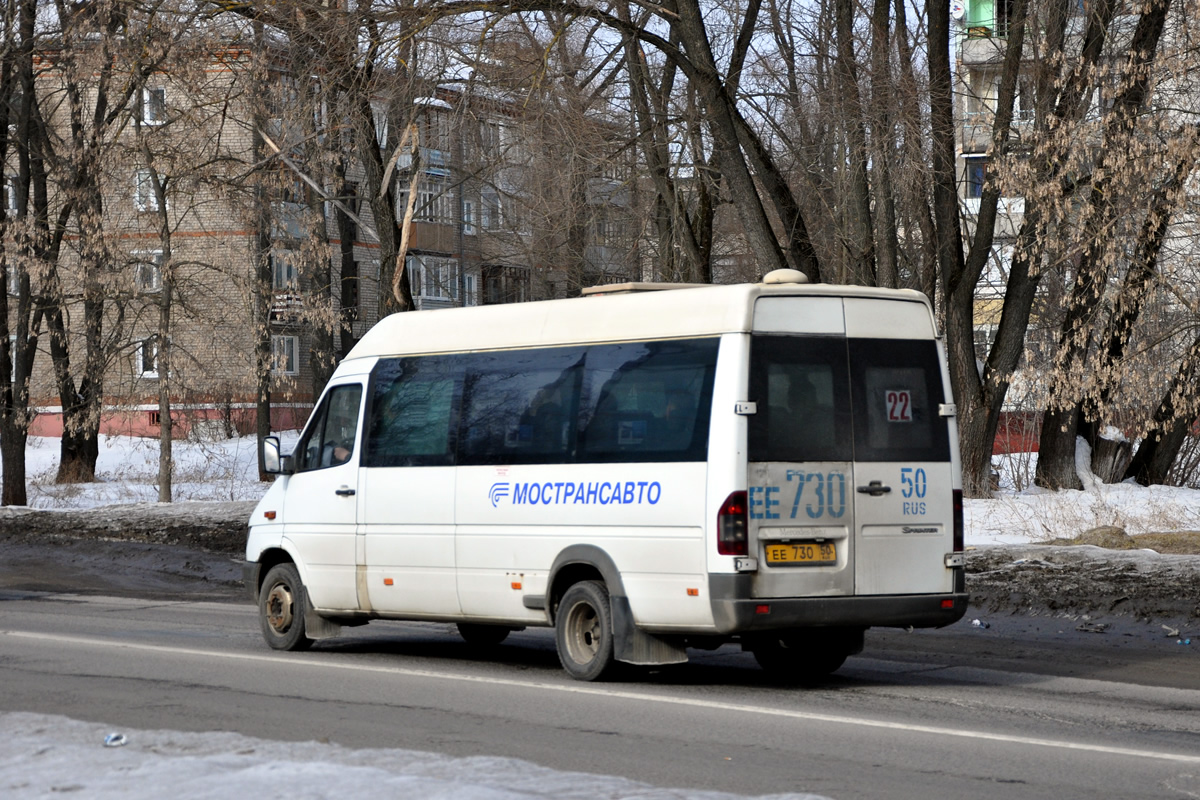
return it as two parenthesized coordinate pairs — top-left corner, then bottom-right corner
(271, 292), (303, 321)
(960, 34), (1007, 65)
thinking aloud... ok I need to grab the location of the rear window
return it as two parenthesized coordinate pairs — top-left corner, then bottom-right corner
(749, 335), (949, 463)
(749, 335), (853, 463)
(848, 338), (950, 462)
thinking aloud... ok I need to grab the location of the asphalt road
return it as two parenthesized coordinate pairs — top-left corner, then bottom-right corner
(2, 589), (1199, 800)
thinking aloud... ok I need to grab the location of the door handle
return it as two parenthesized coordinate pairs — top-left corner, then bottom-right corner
(856, 481), (891, 496)
(335, 487), (356, 497)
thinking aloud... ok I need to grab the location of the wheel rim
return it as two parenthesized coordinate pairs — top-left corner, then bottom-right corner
(563, 599), (601, 665)
(265, 581), (295, 634)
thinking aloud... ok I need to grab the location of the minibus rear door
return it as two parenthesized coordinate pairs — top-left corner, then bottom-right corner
(847, 338), (955, 595)
(747, 333), (856, 599)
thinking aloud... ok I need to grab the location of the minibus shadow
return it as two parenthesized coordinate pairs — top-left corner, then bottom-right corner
(312, 629), (881, 690)
(314, 627), (565, 671)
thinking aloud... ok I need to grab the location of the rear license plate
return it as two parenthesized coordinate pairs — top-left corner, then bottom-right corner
(764, 541), (837, 566)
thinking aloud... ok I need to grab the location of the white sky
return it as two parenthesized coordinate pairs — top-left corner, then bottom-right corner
(5, 433), (1199, 797)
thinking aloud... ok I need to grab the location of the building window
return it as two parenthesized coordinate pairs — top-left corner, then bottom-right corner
(271, 251), (300, 291)
(137, 336), (159, 379)
(481, 186), (501, 230)
(483, 264), (530, 305)
(371, 101), (389, 148)
(964, 157), (988, 199)
(463, 199), (476, 235)
(966, 0), (1013, 36)
(3, 177), (17, 214)
(479, 120), (500, 160)
(134, 169), (163, 212)
(341, 258), (360, 320)
(134, 252), (163, 293)
(271, 334), (299, 376)
(339, 182), (360, 240)
(463, 273), (477, 306)
(1015, 77), (1036, 120)
(7, 266), (20, 295)
(142, 87), (166, 125)
(416, 172), (452, 223)
(408, 254), (459, 300)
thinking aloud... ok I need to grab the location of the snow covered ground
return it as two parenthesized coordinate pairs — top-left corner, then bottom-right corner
(0, 712), (828, 800)
(13, 433), (1200, 546)
(5, 433), (1200, 799)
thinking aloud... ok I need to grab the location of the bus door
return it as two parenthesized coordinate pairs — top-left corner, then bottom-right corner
(747, 334), (855, 599)
(847, 338), (955, 595)
(358, 355), (462, 616)
(283, 381), (365, 611)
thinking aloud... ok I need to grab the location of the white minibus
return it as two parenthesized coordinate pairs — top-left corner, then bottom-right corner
(245, 269), (967, 681)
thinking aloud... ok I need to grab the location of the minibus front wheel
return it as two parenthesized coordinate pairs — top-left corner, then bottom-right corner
(556, 580), (617, 681)
(259, 563), (314, 652)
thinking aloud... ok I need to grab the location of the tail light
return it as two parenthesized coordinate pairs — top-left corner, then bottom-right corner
(952, 489), (964, 552)
(717, 491), (748, 556)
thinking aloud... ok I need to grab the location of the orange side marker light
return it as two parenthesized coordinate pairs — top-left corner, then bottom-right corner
(383, 578), (394, 586)
(263, 511), (277, 520)
(687, 588), (699, 597)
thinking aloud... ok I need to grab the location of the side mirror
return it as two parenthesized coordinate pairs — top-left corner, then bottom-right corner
(262, 436), (294, 475)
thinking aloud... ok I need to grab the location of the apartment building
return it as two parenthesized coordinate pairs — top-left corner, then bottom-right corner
(5, 24), (638, 437)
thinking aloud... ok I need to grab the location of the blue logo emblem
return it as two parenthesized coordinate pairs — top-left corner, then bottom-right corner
(489, 482), (510, 507)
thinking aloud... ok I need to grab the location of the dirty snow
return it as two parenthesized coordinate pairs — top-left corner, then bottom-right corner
(0, 712), (828, 800)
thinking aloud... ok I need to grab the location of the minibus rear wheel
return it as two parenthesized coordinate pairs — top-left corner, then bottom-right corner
(555, 580), (616, 681)
(749, 631), (848, 682)
(259, 563), (314, 651)
(456, 623), (511, 647)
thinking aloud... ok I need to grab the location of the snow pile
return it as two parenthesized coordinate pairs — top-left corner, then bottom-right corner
(0, 712), (829, 800)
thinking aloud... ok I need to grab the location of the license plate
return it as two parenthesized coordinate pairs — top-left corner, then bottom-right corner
(764, 541), (837, 566)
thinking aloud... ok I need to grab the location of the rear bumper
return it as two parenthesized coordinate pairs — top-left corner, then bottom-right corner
(709, 573), (968, 634)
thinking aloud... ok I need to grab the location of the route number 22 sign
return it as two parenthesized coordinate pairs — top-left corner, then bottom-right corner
(886, 389), (913, 422)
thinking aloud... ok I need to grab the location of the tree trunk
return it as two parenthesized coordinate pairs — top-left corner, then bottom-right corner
(619, 7), (707, 282)
(833, 0), (875, 285)
(929, 3), (996, 494)
(252, 21), (275, 481)
(1075, 144), (1195, 476)
(0, 2), (33, 506)
(1124, 331), (1200, 486)
(1035, 0), (1171, 489)
(668, 0), (788, 277)
(868, 0), (898, 289)
(891, 0), (936, 297)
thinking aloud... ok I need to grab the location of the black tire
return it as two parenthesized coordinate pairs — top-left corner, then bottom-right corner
(749, 629), (855, 682)
(456, 623), (511, 647)
(555, 580), (617, 681)
(259, 563), (314, 651)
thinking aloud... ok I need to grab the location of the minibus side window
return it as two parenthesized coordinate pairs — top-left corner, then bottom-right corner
(749, 335), (853, 463)
(848, 339), (950, 462)
(579, 338), (718, 463)
(458, 348), (586, 465)
(295, 384), (363, 472)
(364, 356), (460, 467)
